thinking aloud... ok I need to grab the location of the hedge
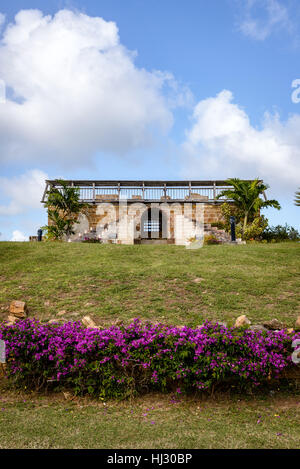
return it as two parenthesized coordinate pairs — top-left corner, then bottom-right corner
(0, 319), (299, 398)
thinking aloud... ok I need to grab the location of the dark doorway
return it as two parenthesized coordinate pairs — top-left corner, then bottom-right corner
(141, 208), (166, 239)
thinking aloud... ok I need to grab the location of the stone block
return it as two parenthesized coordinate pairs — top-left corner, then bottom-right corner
(9, 300), (28, 318)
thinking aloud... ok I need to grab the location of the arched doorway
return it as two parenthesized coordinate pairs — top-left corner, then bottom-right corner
(141, 207), (167, 239)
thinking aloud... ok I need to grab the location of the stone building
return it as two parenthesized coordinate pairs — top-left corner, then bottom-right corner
(42, 180), (235, 245)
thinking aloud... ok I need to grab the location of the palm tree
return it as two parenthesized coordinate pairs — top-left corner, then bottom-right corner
(216, 178), (281, 235)
(42, 180), (87, 240)
(295, 188), (300, 206)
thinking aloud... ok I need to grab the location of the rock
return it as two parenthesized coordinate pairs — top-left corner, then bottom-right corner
(48, 319), (59, 324)
(81, 315), (98, 329)
(7, 314), (17, 323)
(6, 315), (17, 326)
(295, 316), (300, 330)
(0, 364), (7, 378)
(9, 300), (28, 318)
(62, 391), (75, 401)
(234, 315), (251, 328)
(263, 319), (285, 330)
(57, 310), (66, 316)
(217, 321), (227, 328)
(193, 277), (204, 283)
(250, 324), (268, 333)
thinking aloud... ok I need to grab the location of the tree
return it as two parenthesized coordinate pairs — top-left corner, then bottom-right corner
(295, 188), (300, 207)
(216, 178), (281, 236)
(42, 180), (87, 240)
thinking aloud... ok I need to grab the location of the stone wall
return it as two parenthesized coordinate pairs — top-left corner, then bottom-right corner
(49, 201), (227, 245)
(203, 203), (224, 224)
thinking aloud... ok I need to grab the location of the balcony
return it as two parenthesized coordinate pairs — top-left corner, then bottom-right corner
(41, 180), (238, 203)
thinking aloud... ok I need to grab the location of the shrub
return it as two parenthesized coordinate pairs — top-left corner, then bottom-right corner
(82, 238), (102, 243)
(204, 234), (221, 245)
(262, 224), (300, 242)
(221, 203), (271, 241)
(0, 319), (299, 398)
(220, 202), (242, 232)
(235, 216), (269, 241)
(210, 222), (226, 230)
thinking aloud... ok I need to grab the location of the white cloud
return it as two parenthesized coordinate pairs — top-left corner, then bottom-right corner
(182, 90), (300, 192)
(0, 13), (5, 28)
(237, 0), (292, 40)
(0, 169), (48, 216)
(0, 9), (184, 167)
(11, 230), (27, 241)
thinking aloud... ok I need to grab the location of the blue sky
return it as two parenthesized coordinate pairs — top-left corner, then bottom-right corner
(0, 0), (299, 240)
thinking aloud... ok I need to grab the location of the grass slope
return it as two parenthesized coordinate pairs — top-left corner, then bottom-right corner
(1, 241), (300, 449)
(0, 242), (299, 326)
(0, 387), (299, 449)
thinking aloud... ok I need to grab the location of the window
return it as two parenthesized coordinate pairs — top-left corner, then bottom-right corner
(143, 220), (160, 232)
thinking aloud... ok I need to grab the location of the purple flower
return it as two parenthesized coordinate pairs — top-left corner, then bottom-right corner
(0, 318), (298, 398)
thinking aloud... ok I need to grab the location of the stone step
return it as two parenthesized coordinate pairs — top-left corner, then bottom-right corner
(140, 239), (168, 245)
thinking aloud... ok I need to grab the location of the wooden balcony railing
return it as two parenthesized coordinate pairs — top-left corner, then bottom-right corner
(41, 180), (241, 203)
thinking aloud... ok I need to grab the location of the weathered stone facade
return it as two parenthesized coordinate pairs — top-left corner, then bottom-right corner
(68, 201), (228, 245)
(44, 180), (233, 245)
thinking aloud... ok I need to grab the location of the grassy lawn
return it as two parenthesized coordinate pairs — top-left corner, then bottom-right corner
(1, 241), (299, 449)
(0, 384), (299, 449)
(0, 241), (299, 327)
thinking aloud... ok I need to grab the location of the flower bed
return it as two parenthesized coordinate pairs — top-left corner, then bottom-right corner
(0, 319), (299, 398)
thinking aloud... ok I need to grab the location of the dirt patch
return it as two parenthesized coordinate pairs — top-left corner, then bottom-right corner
(278, 292), (295, 300)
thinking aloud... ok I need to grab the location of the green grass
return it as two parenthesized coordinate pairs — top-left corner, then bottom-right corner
(0, 385), (299, 449)
(1, 241), (300, 449)
(0, 241), (299, 326)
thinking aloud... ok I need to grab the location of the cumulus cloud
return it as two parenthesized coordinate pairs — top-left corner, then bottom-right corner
(0, 9), (184, 167)
(11, 230), (27, 241)
(0, 169), (47, 216)
(237, 0), (292, 40)
(182, 90), (300, 192)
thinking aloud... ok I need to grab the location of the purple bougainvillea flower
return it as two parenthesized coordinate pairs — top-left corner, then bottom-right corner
(0, 318), (298, 398)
